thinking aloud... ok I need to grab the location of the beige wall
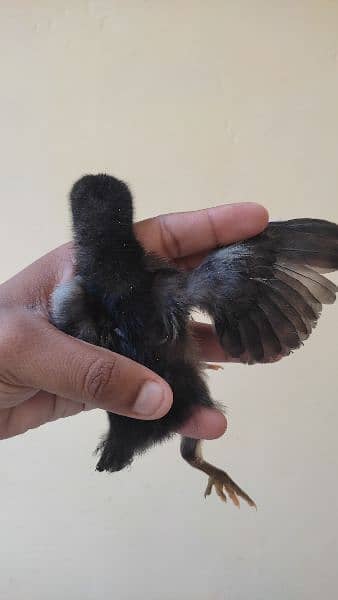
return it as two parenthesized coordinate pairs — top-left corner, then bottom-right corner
(1, 2), (338, 599)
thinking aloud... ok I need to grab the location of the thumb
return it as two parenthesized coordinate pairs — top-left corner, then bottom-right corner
(2, 311), (173, 419)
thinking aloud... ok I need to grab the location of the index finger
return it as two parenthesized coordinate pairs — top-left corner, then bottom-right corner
(135, 203), (269, 260)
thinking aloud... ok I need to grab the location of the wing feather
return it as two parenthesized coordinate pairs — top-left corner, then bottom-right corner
(187, 219), (338, 363)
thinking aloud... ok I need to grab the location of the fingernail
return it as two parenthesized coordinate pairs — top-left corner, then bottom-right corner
(134, 382), (165, 417)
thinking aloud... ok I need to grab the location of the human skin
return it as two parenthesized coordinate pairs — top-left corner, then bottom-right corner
(0, 202), (268, 441)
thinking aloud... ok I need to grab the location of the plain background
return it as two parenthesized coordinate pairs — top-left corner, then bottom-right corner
(1, 2), (338, 599)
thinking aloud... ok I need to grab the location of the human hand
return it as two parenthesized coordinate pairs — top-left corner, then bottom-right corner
(0, 202), (268, 441)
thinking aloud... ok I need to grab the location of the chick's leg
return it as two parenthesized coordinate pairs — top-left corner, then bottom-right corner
(180, 437), (256, 508)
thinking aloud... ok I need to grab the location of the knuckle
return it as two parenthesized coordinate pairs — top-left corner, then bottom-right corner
(158, 214), (182, 259)
(83, 355), (120, 406)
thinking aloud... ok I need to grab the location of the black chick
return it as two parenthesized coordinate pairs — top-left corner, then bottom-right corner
(51, 174), (338, 507)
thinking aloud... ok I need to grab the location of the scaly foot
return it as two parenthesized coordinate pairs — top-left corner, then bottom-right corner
(204, 469), (256, 508)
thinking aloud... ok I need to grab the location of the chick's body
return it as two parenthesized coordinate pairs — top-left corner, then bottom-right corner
(61, 263), (211, 475)
(51, 174), (338, 508)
